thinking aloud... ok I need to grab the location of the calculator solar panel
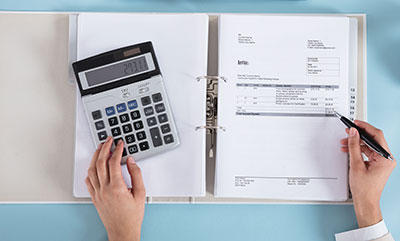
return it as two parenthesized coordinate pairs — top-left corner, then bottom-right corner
(73, 42), (180, 164)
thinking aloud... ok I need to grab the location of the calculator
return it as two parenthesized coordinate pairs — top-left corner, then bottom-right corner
(73, 42), (180, 164)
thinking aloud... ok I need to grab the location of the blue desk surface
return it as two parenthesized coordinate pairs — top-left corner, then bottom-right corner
(1, 0), (399, 240)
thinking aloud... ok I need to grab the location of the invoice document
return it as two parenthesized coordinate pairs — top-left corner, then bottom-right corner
(215, 15), (354, 201)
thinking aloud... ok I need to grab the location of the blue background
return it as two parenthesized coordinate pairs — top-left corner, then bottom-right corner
(0, 0), (399, 240)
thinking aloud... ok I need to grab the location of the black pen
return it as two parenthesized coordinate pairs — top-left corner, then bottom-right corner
(334, 111), (393, 161)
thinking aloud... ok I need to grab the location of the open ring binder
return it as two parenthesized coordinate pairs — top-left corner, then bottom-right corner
(196, 75), (227, 83)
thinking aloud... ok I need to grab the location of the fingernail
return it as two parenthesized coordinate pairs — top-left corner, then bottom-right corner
(128, 157), (135, 164)
(118, 139), (123, 146)
(98, 143), (102, 149)
(350, 128), (357, 137)
(106, 136), (112, 142)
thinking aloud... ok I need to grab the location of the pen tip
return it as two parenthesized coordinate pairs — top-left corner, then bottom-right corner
(333, 111), (342, 118)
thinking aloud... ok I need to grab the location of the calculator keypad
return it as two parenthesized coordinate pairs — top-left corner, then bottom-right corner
(92, 92), (177, 161)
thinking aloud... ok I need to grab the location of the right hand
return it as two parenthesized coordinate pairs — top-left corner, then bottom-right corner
(340, 120), (396, 228)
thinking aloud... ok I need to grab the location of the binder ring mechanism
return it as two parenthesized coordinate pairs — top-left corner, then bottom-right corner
(196, 75), (227, 83)
(195, 125), (226, 132)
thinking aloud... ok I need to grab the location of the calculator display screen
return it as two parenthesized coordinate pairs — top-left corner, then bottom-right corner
(85, 56), (149, 87)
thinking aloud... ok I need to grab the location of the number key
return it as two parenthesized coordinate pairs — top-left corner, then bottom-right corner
(128, 144), (138, 154)
(111, 127), (121, 137)
(125, 134), (135, 144)
(130, 110), (141, 120)
(108, 117), (118, 126)
(136, 131), (146, 141)
(119, 113), (130, 123)
(133, 121), (144, 130)
(122, 124), (133, 134)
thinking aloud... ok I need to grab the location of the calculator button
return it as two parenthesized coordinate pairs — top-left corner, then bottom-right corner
(95, 120), (105, 130)
(139, 87), (149, 94)
(127, 100), (138, 110)
(97, 131), (108, 141)
(155, 103), (165, 113)
(164, 134), (174, 144)
(136, 131), (146, 141)
(122, 124), (133, 134)
(144, 106), (154, 116)
(130, 110), (141, 120)
(111, 127), (121, 137)
(122, 148), (127, 157)
(158, 113), (168, 123)
(139, 141), (150, 151)
(125, 134), (135, 144)
(141, 96), (151, 106)
(116, 103), (127, 113)
(161, 124), (171, 134)
(150, 127), (163, 147)
(133, 121), (144, 130)
(92, 110), (102, 120)
(114, 138), (123, 146)
(119, 113), (130, 123)
(152, 93), (163, 103)
(147, 117), (157, 126)
(108, 117), (118, 126)
(105, 106), (116, 116)
(128, 145), (139, 154)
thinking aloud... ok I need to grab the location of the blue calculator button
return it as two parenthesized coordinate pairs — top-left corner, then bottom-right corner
(105, 106), (116, 116)
(116, 103), (127, 113)
(127, 100), (138, 110)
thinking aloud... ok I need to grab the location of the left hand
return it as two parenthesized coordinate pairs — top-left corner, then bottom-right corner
(85, 136), (146, 241)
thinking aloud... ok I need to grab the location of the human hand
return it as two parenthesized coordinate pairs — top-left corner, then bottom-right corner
(85, 136), (146, 241)
(340, 120), (396, 228)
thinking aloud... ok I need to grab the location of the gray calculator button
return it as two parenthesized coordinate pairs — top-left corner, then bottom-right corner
(122, 148), (127, 157)
(136, 131), (146, 141)
(141, 96), (151, 106)
(144, 106), (154, 116)
(125, 134), (135, 144)
(158, 113), (168, 123)
(122, 123), (133, 134)
(150, 127), (163, 147)
(152, 93), (163, 103)
(155, 103), (165, 113)
(97, 131), (107, 141)
(128, 144), (138, 154)
(108, 117), (118, 126)
(130, 110), (141, 120)
(111, 127), (121, 137)
(147, 117), (157, 126)
(119, 113), (130, 123)
(95, 120), (105, 130)
(163, 134), (174, 144)
(92, 110), (102, 120)
(161, 124), (171, 134)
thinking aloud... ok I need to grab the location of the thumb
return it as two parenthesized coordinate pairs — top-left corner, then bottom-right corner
(126, 157), (146, 199)
(348, 127), (366, 171)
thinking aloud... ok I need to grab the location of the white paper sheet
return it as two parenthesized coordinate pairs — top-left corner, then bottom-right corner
(73, 13), (208, 197)
(215, 15), (352, 201)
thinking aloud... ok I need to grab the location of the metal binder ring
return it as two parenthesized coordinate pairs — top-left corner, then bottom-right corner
(196, 76), (227, 83)
(195, 125), (226, 131)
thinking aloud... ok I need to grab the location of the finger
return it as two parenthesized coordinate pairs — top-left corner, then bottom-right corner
(85, 177), (95, 198)
(109, 139), (125, 183)
(126, 157), (146, 200)
(345, 128), (349, 134)
(88, 143), (102, 190)
(360, 145), (373, 157)
(348, 127), (366, 171)
(341, 138), (348, 146)
(341, 146), (349, 152)
(96, 136), (113, 186)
